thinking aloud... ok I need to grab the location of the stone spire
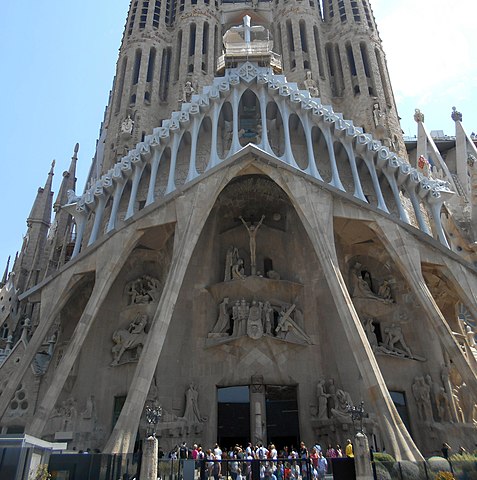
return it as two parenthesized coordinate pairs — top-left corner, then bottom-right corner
(452, 106), (477, 240)
(44, 145), (79, 278)
(0, 256), (10, 288)
(54, 143), (78, 213)
(27, 161), (55, 227)
(17, 162), (55, 292)
(452, 106), (470, 196)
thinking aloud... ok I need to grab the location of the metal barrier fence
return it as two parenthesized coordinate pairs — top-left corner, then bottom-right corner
(49, 452), (139, 480)
(46, 454), (477, 480)
(47, 456), (331, 480)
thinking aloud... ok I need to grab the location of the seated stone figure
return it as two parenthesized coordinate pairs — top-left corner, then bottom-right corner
(231, 258), (246, 279)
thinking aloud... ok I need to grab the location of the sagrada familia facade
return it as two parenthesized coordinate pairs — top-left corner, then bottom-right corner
(1, 0), (477, 460)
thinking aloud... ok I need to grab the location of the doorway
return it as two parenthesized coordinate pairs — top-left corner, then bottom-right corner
(265, 385), (299, 450)
(217, 386), (250, 448)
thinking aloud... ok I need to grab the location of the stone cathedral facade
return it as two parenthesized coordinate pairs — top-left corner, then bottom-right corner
(1, 0), (477, 461)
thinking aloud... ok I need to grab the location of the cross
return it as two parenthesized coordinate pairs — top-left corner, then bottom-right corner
(231, 15), (265, 45)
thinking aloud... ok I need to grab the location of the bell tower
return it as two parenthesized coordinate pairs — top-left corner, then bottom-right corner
(98, 0), (223, 175)
(321, 0), (405, 156)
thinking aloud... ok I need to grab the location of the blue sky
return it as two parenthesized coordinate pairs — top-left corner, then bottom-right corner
(0, 0), (476, 270)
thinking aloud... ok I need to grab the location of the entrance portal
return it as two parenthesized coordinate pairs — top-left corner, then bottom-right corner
(217, 384), (300, 450)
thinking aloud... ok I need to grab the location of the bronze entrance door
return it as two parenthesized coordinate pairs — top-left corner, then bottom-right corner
(218, 386), (250, 448)
(265, 385), (300, 450)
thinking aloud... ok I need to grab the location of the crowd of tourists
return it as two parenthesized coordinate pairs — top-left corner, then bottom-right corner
(168, 440), (355, 480)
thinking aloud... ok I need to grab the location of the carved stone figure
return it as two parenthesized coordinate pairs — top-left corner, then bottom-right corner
(239, 215), (265, 275)
(456, 383), (476, 423)
(180, 81), (195, 103)
(304, 71), (320, 97)
(383, 323), (412, 357)
(362, 317), (378, 349)
(58, 397), (78, 431)
(231, 258), (246, 279)
(66, 189), (81, 204)
(377, 280), (393, 302)
(351, 265), (393, 306)
(222, 120), (233, 153)
(327, 378), (337, 414)
(126, 276), (160, 305)
(263, 301), (273, 335)
(351, 263), (376, 298)
(414, 108), (425, 123)
(247, 300), (263, 340)
(465, 325), (476, 348)
(111, 314), (148, 366)
(436, 387), (452, 422)
(451, 106), (463, 123)
(232, 300), (241, 337)
(224, 246), (239, 281)
(317, 378), (330, 420)
(331, 388), (353, 421)
(412, 376), (433, 422)
(182, 383), (206, 423)
(208, 297), (312, 346)
(82, 394), (95, 420)
(231, 298), (250, 337)
(426, 375), (452, 422)
(210, 298), (230, 336)
(255, 124), (262, 144)
(121, 115), (134, 135)
(275, 304), (312, 344)
(373, 103), (386, 128)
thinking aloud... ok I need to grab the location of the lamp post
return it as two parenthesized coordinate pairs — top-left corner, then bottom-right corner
(145, 403), (163, 437)
(346, 401), (365, 434)
(346, 402), (373, 480)
(141, 403), (162, 480)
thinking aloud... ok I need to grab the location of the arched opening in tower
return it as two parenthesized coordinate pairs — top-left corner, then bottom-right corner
(238, 89), (262, 148)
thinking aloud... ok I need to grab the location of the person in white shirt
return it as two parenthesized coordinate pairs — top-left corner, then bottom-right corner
(213, 443), (223, 460)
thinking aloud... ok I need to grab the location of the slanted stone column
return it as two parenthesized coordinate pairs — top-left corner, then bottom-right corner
(140, 436), (158, 480)
(0, 277), (72, 420)
(471, 161), (477, 241)
(372, 218), (477, 397)
(27, 229), (142, 437)
(354, 433), (373, 480)
(271, 170), (422, 461)
(104, 170), (231, 455)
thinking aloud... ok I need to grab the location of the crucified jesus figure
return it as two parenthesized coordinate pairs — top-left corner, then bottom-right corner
(239, 215), (265, 275)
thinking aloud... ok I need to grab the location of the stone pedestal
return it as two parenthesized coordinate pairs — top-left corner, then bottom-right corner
(354, 432), (373, 480)
(140, 435), (158, 480)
